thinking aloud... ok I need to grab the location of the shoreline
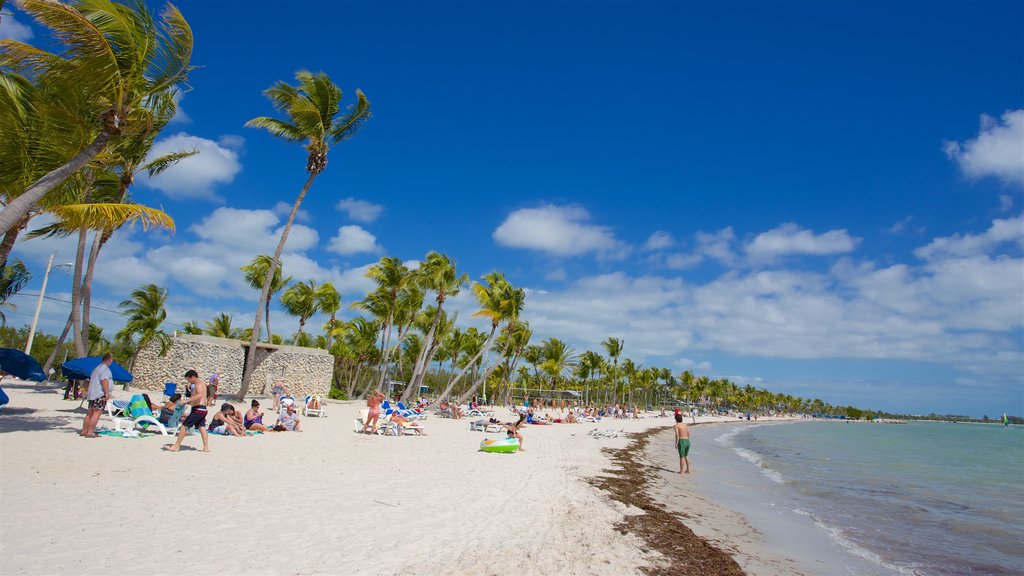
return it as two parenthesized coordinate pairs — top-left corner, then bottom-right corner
(1, 378), (807, 575)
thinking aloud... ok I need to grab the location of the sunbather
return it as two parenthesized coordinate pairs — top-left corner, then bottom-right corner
(390, 411), (426, 434)
(157, 394), (182, 424)
(306, 396), (322, 412)
(360, 389), (384, 433)
(244, 399), (270, 432)
(210, 403), (245, 436)
(566, 411), (578, 424)
(278, 403), (302, 432)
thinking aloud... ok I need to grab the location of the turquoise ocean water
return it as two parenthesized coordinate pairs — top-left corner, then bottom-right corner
(708, 420), (1024, 575)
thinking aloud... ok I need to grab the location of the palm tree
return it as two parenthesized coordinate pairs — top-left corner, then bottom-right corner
(540, 337), (577, 390)
(204, 313), (240, 339)
(238, 71), (370, 399)
(601, 337), (624, 403)
(441, 273), (525, 405)
(0, 0), (194, 235)
(357, 257), (411, 394)
(116, 283), (171, 370)
(241, 254), (292, 343)
(315, 282), (341, 349)
(401, 252), (467, 402)
(280, 280), (320, 338)
(182, 320), (203, 335)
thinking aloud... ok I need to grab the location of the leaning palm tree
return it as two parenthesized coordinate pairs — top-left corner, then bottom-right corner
(241, 254), (292, 343)
(0, 0), (194, 235)
(115, 283), (171, 370)
(400, 251), (468, 402)
(237, 71), (370, 399)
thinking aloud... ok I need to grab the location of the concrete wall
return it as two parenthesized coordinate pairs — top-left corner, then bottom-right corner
(131, 334), (333, 399)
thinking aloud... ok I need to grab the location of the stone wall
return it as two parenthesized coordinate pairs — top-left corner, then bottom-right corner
(131, 334), (333, 400)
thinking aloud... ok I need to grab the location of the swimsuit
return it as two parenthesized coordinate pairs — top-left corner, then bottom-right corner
(182, 405), (208, 429)
(677, 439), (691, 457)
(244, 413), (263, 429)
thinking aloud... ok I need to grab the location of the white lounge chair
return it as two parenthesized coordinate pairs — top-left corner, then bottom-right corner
(304, 395), (326, 417)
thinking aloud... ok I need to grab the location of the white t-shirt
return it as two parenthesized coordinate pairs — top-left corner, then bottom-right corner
(87, 362), (113, 400)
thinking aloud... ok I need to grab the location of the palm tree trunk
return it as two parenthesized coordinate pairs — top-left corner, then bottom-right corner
(456, 331), (513, 405)
(80, 228), (113, 354)
(264, 298), (272, 343)
(70, 226), (88, 358)
(238, 171), (317, 400)
(42, 312), (74, 375)
(430, 323), (498, 406)
(401, 303), (444, 402)
(374, 310), (395, 391)
(0, 130), (114, 236)
(0, 213), (32, 269)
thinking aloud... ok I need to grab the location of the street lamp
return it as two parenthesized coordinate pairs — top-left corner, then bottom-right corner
(24, 253), (73, 355)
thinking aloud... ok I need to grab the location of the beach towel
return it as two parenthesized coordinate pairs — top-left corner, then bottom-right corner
(97, 429), (144, 438)
(127, 394), (154, 429)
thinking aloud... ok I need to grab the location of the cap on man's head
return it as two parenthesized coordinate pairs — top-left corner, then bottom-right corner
(184, 369), (199, 379)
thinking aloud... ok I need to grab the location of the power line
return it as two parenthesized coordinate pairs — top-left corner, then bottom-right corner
(5, 292), (191, 329)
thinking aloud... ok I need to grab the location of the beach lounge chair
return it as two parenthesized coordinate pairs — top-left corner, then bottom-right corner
(396, 402), (427, 420)
(304, 395), (326, 417)
(108, 395), (185, 436)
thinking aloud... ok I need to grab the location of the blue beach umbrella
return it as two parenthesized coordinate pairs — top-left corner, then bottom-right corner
(61, 356), (133, 382)
(0, 348), (47, 382)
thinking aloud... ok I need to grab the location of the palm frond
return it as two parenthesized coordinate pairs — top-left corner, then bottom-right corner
(330, 89), (371, 143)
(245, 116), (305, 142)
(47, 202), (175, 232)
(142, 148), (197, 176)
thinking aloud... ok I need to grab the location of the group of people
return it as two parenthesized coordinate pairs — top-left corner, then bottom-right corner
(77, 360), (306, 451)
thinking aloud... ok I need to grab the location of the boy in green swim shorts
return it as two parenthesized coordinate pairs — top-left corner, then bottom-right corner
(673, 413), (691, 475)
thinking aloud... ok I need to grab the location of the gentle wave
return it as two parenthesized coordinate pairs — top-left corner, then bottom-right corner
(733, 446), (786, 484)
(793, 508), (925, 576)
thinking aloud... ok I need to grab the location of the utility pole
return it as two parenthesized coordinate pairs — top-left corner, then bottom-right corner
(24, 253), (55, 354)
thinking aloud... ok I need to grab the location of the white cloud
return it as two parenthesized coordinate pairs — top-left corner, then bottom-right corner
(944, 109), (1024, 184)
(644, 231), (675, 250)
(745, 223), (859, 262)
(170, 89), (190, 124)
(999, 194), (1014, 213)
(273, 201), (310, 223)
(336, 197), (384, 223)
(493, 204), (627, 257)
(0, 8), (33, 42)
(665, 227), (737, 269)
(138, 132), (242, 201)
(327, 225), (383, 255)
(913, 213), (1024, 260)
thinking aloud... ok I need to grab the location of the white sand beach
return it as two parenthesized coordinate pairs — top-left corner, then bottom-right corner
(1, 378), (804, 576)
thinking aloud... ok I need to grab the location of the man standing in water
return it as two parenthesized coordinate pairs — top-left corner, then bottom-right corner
(166, 370), (209, 452)
(673, 413), (691, 475)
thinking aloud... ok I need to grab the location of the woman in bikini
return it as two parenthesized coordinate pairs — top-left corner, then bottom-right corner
(360, 389), (385, 434)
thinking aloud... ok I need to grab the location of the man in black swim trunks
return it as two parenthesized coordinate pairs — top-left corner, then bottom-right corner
(166, 370), (209, 452)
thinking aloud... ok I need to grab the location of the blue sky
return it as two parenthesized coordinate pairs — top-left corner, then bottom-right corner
(3, 0), (1022, 417)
